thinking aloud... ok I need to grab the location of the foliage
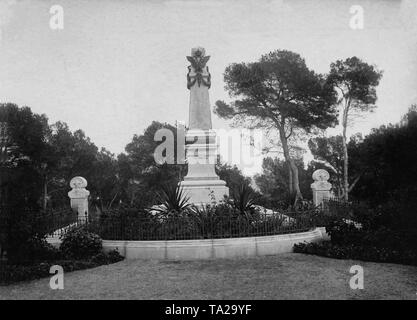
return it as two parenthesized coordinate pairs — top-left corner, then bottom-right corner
(350, 107), (417, 203)
(90, 249), (124, 265)
(91, 201), (315, 241)
(119, 121), (186, 208)
(0, 249), (124, 285)
(327, 56), (383, 200)
(254, 157), (313, 208)
(294, 241), (417, 266)
(4, 233), (62, 265)
(0, 206), (51, 264)
(105, 249), (124, 263)
(0, 104), (261, 213)
(308, 135), (362, 197)
(46, 121), (120, 210)
(328, 57), (383, 112)
(215, 49), (338, 202)
(156, 184), (190, 215)
(24, 236), (62, 262)
(295, 189), (417, 266)
(230, 184), (258, 218)
(0, 103), (121, 210)
(0, 103), (49, 208)
(60, 226), (103, 260)
(216, 162), (254, 196)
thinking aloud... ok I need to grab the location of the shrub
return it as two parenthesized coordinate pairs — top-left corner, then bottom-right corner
(0, 262), (51, 284)
(90, 250), (123, 264)
(0, 250), (124, 285)
(294, 212), (417, 266)
(5, 234), (62, 265)
(25, 236), (62, 262)
(231, 184), (258, 217)
(325, 219), (363, 246)
(293, 241), (417, 266)
(90, 252), (107, 264)
(156, 184), (190, 215)
(60, 226), (102, 260)
(106, 249), (124, 263)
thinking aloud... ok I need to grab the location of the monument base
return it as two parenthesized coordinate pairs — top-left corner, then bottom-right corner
(180, 128), (229, 205)
(179, 179), (229, 205)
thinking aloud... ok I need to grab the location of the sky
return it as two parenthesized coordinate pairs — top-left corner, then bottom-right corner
(1, 0), (416, 175)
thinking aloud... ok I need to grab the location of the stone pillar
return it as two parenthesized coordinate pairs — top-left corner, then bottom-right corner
(311, 169), (332, 207)
(179, 47), (229, 205)
(68, 176), (90, 222)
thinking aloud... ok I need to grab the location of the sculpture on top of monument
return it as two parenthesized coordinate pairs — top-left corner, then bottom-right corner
(186, 47), (211, 89)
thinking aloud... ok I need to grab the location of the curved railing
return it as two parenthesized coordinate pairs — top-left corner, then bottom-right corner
(43, 206), (327, 241)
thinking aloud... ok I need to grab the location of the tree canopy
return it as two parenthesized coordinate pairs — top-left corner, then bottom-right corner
(327, 56), (383, 200)
(215, 49), (338, 204)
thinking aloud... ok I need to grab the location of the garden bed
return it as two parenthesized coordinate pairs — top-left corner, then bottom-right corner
(0, 251), (124, 285)
(1, 225), (124, 285)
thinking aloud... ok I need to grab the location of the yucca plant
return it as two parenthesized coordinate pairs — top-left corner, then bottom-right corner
(231, 184), (257, 219)
(155, 184), (190, 215)
(189, 205), (216, 238)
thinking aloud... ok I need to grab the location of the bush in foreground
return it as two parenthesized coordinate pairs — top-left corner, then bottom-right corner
(1, 227), (124, 285)
(294, 216), (417, 266)
(293, 241), (417, 266)
(293, 192), (417, 266)
(60, 226), (103, 260)
(0, 249), (124, 285)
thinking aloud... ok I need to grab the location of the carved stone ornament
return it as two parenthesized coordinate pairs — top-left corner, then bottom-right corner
(186, 47), (211, 89)
(68, 176), (90, 199)
(70, 176), (88, 189)
(312, 169), (330, 182)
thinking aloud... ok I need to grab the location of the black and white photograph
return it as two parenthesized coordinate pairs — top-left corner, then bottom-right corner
(0, 0), (417, 306)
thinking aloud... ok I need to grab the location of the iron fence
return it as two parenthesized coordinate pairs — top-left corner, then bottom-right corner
(322, 198), (358, 219)
(0, 205), (76, 239)
(44, 207), (325, 241)
(1, 203), (338, 242)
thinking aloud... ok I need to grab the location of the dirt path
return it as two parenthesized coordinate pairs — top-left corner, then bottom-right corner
(1, 253), (416, 300)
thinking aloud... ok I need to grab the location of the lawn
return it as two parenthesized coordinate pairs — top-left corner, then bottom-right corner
(1, 253), (416, 299)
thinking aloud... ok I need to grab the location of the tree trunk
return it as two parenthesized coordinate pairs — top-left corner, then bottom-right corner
(342, 105), (349, 201)
(278, 126), (303, 205)
(43, 176), (48, 210)
(286, 161), (293, 196)
(289, 158), (302, 205)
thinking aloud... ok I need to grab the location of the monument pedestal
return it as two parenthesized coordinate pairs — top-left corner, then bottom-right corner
(68, 176), (90, 223)
(180, 129), (229, 204)
(180, 181), (229, 205)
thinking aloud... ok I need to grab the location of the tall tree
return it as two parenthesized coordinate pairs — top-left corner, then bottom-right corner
(327, 57), (382, 200)
(350, 105), (417, 203)
(0, 103), (50, 208)
(43, 121), (119, 209)
(120, 121), (186, 206)
(0, 103), (51, 260)
(216, 162), (253, 195)
(215, 50), (338, 204)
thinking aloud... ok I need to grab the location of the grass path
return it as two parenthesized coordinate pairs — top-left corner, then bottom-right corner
(1, 253), (416, 300)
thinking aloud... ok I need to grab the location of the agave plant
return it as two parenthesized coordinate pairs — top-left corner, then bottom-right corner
(188, 204), (216, 237)
(231, 184), (257, 218)
(155, 184), (190, 215)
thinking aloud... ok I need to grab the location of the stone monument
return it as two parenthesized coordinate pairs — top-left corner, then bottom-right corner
(311, 169), (332, 207)
(68, 176), (90, 221)
(179, 47), (229, 204)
